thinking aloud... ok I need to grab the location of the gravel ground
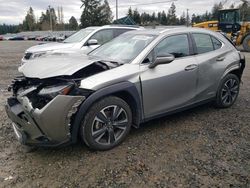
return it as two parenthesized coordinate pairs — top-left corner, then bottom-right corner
(0, 41), (249, 188)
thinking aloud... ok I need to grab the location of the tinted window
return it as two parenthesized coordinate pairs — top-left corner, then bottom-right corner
(193, 33), (214, 54)
(90, 29), (114, 45)
(115, 29), (133, 37)
(211, 36), (222, 50)
(63, 28), (94, 43)
(155, 34), (190, 58)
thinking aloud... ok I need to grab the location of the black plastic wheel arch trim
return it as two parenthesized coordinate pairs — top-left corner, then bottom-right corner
(70, 81), (143, 143)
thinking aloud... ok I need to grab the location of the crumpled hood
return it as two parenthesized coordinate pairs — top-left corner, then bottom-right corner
(26, 42), (76, 53)
(19, 53), (99, 79)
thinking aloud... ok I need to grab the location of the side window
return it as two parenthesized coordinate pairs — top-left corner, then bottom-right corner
(90, 29), (114, 45)
(211, 36), (222, 50)
(192, 33), (214, 54)
(155, 34), (190, 58)
(115, 29), (133, 37)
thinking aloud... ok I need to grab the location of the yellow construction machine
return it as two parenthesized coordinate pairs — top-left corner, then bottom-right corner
(193, 8), (250, 52)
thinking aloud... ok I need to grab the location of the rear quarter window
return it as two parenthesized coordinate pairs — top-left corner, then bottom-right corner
(211, 36), (222, 50)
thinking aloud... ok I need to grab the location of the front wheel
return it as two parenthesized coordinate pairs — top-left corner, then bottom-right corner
(81, 96), (132, 151)
(215, 74), (240, 108)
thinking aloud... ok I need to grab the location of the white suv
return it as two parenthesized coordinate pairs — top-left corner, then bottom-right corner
(22, 25), (142, 64)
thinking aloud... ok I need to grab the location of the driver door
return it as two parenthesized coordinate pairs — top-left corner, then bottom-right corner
(140, 34), (199, 118)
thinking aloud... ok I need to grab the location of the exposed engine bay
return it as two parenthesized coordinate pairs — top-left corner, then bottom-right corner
(10, 61), (120, 110)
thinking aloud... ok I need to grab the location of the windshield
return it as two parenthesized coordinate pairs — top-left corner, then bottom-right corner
(89, 33), (156, 64)
(219, 10), (240, 23)
(63, 28), (95, 43)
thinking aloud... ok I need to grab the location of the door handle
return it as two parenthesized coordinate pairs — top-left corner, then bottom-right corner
(216, 56), (225, 61)
(185, 64), (198, 71)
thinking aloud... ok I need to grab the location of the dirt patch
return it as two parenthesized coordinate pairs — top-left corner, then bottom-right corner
(0, 41), (249, 188)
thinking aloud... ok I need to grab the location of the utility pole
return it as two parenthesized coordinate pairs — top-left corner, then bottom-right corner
(186, 9), (189, 27)
(58, 7), (61, 24)
(116, 0), (118, 20)
(49, 5), (53, 31)
(61, 6), (64, 24)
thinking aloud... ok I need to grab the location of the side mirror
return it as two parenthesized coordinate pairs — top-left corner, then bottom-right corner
(149, 53), (175, 69)
(87, 39), (98, 46)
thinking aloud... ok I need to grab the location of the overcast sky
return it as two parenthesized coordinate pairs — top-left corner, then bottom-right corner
(0, 0), (242, 25)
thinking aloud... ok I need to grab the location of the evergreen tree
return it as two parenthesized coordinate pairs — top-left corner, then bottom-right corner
(140, 12), (146, 24)
(151, 12), (156, 22)
(128, 7), (133, 18)
(69, 16), (78, 30)
(239, 1), (250, 21)
(161, 11), (167, 25)
(0, 24), (19, 34)
(167, 3), (177, 25)
(80, 0), (102, 28)
(23, 7), (36, 31)
(203, 11), (212, 21)
(211, 2), (223, 20)
(99, 0), (113, 25)
(39, 6), (57, 30)
(133, 9), (141, 24)
(179, 11), (186, 25)
(157, 12), (162, 24)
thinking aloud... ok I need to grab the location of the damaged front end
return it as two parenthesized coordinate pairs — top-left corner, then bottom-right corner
(5, 76), (90, 146)
(5, 55), (121, 146)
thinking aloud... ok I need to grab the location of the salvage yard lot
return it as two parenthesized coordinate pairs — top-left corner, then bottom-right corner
(0, 41), (249, 187)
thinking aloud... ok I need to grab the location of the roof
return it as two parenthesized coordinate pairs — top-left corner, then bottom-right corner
(102, 25), (142, 29)
(124, 27), (221, 36)
(85, 25), (142, 30)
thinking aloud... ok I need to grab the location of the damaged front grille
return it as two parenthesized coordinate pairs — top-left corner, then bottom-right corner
(10, 77), (77, 110)
(8, 60), (119, 110)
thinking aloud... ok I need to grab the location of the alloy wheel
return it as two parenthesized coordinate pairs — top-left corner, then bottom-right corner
(91, 105), (129, 145)
(221, 78), (239, 106)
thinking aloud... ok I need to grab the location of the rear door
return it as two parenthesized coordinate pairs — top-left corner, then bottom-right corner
(191, 33), (228, 101)
(140, 34), (199, 118)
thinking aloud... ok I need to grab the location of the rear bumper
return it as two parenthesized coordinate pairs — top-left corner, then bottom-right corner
(5, 95), (85, 147)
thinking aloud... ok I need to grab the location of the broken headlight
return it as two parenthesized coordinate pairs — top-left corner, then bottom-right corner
(33, 52), (47, 59)
(29, 51), (52, 60)
(38, 83), (73, 98)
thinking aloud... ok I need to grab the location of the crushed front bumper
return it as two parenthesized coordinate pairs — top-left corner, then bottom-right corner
(5, 95), (85, 147)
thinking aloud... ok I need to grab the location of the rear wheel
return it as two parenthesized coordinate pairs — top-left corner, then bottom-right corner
(81, 96), (132, 151)
(215, 74), (240, 108)
(242, 34), (250, 52)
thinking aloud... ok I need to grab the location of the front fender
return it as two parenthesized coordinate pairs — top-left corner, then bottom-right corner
(71, 81), (143, 143)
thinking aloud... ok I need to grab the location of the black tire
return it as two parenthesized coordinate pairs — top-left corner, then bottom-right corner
(242, 35), (250, 52)
(215, 74), (240, 108)
(80, 96), (132, 151)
